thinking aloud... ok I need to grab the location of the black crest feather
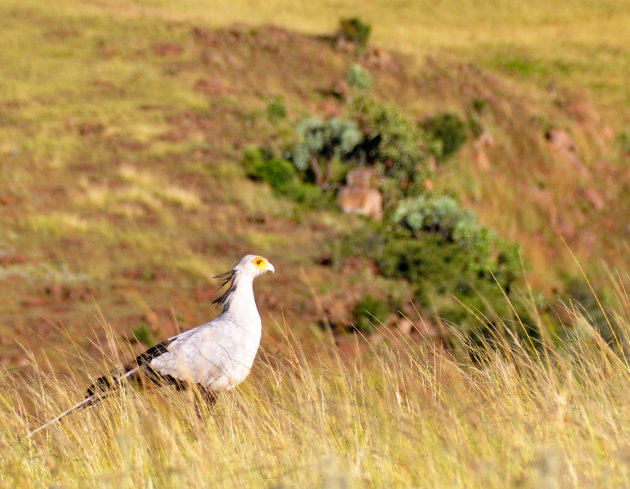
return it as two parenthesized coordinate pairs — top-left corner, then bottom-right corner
(212, 269), (237, 309)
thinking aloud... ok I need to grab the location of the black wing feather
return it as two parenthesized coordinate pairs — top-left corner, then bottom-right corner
(86, 337), (177, 397)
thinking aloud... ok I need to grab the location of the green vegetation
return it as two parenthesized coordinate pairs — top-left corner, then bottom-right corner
(243, 147), (297, 191)
(377, 195), (526, 334)
(266, 96), (287, 124)
(291, 117), (362, 186)
(352, 293), (390, 333)
(349, 95), (438, 204)
(245, 91), (531, 340)
(345, 63), (373, 90)
(242, 147), (326, 206)
(132, 323), (156, 346)
(422, 113), (468, 160)
(338, 17), (372, 49)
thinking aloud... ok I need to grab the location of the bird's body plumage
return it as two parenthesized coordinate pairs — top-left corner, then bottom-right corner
(148, 300), (262, 390)
(26, 254), (274, 439)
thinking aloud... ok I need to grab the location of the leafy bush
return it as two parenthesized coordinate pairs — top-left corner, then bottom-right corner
(293, 117), (362, 168)
(339, 18), (372, 49)
(422, 112), (468, 160)
(349, 94), (439, 205)
(266, 96), (287, 124)
(290, 117), (362, 186)
(392, 195), (470, 237)
(350, 94), (424, 172)
(280, 181), (328, 207)
(243, 146), (328, 207)
(243, 146), (296, 191)
(280, 97), (460, 210)
(369, 195), (528, 332)
(353, 294), (390, 333)
(257, 97), (457, 211)
(345, 64), (373, 90)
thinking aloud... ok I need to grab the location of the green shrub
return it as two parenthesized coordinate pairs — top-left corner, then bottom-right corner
(266, 96), (287, 124)
(243, 146), (269, 176)
(280, 181), (328, 207)
(468, 113), (484, 139)
(349, 94), (438, 205)
(392, 195), (466, 236)
(339, 18), (372, 49)
(350, 94), (423, 171)
(617, 131), (630, 156)
(377, 234), (526, 331)
(345, 64), (373, 90)
(293, 117), (362, 167)
(353, 294), (390, 333)
(254, 97), (453, 210)
(367, 195), (528, 333)
(290, 117), (362, 186)
(243, 146), (329, 207)
(243, 146), (296, 191)
(422, 112), (468, 160)
(132, 324), (155, 346)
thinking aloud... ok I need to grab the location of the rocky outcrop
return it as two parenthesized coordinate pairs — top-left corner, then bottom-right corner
(473, 130), (494, 171)
(338, 167), (383, 221)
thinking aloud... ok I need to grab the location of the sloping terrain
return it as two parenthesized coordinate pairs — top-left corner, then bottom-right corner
(0, 6), (629, 371)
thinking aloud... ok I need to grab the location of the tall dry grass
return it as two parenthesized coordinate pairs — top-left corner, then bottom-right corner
(2, 286), (630, 489)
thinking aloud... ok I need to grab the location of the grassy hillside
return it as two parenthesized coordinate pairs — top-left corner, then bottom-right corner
(2, 0), (630, 486)
(4, 0), (629, 121)
(1, 0), (629, 362)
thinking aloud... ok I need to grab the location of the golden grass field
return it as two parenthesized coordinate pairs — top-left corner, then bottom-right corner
(4, 291), (630, 488)
(2, 0), (630, 487)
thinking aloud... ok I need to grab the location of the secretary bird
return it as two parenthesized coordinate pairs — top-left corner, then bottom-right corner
(26, 254), (274, 438)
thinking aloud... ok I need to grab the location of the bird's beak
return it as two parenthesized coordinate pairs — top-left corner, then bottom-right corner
(267, 263), (275, 274)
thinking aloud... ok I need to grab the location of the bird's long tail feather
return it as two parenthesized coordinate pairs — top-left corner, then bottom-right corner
(24, 368), (139, 440)
(25, 395), (105, 439)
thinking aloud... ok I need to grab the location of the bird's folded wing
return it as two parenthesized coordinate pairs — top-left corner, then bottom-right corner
(147, 320), (237, 387)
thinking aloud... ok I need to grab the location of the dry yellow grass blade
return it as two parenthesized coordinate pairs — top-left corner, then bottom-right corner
(2, 302), (630, 488)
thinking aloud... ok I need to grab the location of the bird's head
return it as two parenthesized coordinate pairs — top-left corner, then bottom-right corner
(212, 255), (274, 308)
(235, 254), (275, 278)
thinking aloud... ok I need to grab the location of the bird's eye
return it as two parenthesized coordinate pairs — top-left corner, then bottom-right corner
(252, 257), (265, 268)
